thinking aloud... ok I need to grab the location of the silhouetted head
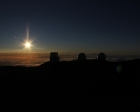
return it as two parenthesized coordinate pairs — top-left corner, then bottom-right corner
(78, 53), (86, 61)
(97, 53), (106, 60)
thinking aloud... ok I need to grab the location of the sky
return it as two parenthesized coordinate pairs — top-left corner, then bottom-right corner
(0, 0), (140, 58)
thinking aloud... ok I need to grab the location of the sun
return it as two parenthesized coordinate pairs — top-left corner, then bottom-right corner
(24, 42), (31, 48)
(20, 27), (35, 52)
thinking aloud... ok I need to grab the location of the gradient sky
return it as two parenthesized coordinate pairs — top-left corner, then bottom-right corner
(0, 0), (140, 57)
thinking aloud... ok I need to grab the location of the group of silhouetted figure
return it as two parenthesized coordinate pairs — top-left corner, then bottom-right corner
(50, 52), (106, 62)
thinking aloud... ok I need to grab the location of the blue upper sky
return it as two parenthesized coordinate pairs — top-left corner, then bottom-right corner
(0, 0), (140, 57)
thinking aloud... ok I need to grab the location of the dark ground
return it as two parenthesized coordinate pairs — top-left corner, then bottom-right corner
(0, 59), (140, 111)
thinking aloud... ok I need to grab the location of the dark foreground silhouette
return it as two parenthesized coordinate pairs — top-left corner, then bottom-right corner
(0, 59), (140, 111)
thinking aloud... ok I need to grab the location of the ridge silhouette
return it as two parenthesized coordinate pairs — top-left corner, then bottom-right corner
(0, 52), (139, 111)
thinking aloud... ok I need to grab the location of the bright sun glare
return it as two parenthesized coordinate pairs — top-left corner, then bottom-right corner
(25, 42), (31, 48)
(21, 27), (35, 51)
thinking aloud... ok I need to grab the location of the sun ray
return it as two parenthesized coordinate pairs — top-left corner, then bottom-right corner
(20, 27), (35, 52)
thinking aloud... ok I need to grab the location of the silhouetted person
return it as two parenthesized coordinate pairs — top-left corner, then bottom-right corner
(50, 52), (59, 62)
(77, 53), (86, 61)
(97, 53), (106, 60)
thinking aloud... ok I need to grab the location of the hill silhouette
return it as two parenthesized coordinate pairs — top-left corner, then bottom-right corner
(0, 59), (140, 111)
